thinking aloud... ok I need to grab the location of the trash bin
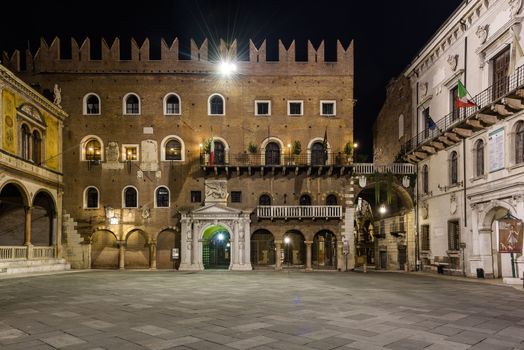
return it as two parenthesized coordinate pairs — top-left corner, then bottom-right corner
(437, 265), (444, 274)
(476, 268), (484, 278)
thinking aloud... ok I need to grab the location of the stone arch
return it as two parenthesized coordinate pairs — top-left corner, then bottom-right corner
(283, 230), (306, 267)
(201, 224), (232, 269)
(313, 229), (337, 269)
(260, 137), (284, 166)
(354, 180), (414, 213)
(251, 229), (275, 267)
(91, 229), (119, 269)
(0, 182), (30, 245)
(480, 200), (517, 230)
(125, 229), (150, 269)
(156, 229), (180, 269)
(31, 191), (56, 246)
(307, 137), (332, 165)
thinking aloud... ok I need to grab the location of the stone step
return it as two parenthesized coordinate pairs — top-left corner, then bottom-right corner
(0, 259), (70, 275)
(0, 258), (67, 268)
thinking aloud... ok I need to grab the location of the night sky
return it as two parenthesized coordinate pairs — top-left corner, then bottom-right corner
(0, 0), (462, 159)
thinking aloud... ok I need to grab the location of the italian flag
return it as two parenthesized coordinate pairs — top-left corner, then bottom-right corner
(209, 138), (215, 165)
(456, 80), (476, 108)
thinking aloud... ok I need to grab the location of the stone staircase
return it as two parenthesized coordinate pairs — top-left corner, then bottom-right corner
(0, 258), (71, 275)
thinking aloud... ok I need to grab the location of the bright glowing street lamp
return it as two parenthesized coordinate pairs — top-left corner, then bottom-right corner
(217, 233), (225, 241)
(284, 237), (291, 244)
(218, 61), (237, 77)
(379, 204), (387, 215)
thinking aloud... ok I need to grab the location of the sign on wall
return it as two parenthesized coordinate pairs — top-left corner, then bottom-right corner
(497, 217), (523, 253)
(488, 128), (505, 172)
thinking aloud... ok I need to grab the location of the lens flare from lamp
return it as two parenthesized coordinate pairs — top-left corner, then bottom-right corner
(284, 237), (291, 244)
(217, 233), (225, 241)
(379, 205), (387, 215)
(218, 61), (237, 76)
(109, 216), (119, 225)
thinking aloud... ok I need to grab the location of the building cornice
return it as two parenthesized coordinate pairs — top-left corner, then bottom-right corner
(0, 64), (68, 120)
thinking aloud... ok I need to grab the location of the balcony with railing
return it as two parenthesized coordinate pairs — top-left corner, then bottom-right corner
(200, 152), (353, 176)
(402, 65), (524, 160)
(257, 205), (343, 220)
(352, 163), (415, 175)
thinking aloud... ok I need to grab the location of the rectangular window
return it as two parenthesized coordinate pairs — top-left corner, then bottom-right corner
(122, 144), (139, 161)
(448, 220), (460, 251)
(190, 191), (202, 203)
(231, 191), (242, 203)
(450, 85), (460, 121)
(492, 47), (510, 100)
(320, 101), (336, 116)
(255, 100), (271, 116)
(288, 101), (303, 116)
(422, 107), (431, 138)
(421, 225), (430, 251)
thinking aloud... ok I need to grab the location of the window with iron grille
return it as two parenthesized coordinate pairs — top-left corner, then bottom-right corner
(255, 101), (270, 116)
(475, 139), (484, 176)
(421, 225), (430, 251)
(450, 85), (460, 121)
(450, 151), (458, 185)
(288, 101), (303, 116)
(423, 107), (431, 138)
(320, 101), (335, 116)
(448, 220), (460, 251)
(516, 122), (524, 164)
(190, 191), (202, 203)
(231, 191), (242, 203)
(422, 164), (429, 194)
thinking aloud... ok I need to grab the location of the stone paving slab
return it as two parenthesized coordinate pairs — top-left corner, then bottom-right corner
(0, 271), (524, 349)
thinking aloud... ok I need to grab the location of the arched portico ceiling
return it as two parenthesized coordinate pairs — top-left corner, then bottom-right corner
(202, 225), (230, 241)
(355, 181), (414, 214)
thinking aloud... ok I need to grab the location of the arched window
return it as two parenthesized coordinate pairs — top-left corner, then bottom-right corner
(85, 187), (99, 209)
(265, 142), (281, 165)
(450, 151), (458, 185)
(164, 94), (181, 115)
(259, 194), (272, 206)
(209, 94), (225, 115)
(214, 140), (226, 165)
(475, 140), (485, 177)
(156, 186), (169, 208)
(299, 194), (312, 206)
(124, 93), (140, 115)
(398, 114), (404, 139)
(84, 94), (100, 115)
(326, 194), (338, 205)
(85, 139), (102, 161)
(21, 124), (31, 160)
(516, 122), (524, 164)
(165, 139), (182, 160)
(422, 164), (429, 194)
(32, 130), (42, 164)
(123, 186), (138, 208)
(311, 142), (326, 165)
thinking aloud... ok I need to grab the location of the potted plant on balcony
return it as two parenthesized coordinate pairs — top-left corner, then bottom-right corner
(201, 138), (212, 164)
(291, 140), (301, 165)
(247, 142), (257, 154)
(344, 142), (353, 163)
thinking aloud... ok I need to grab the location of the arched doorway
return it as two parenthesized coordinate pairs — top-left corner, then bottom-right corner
(283, 230), (305, 268)
(202, 225), (231, 269)
(32, 191), (55, 246)
(311, 142), (326, 165)
(251, 229), (275, 267)
(0, 183), (27, 246)
(125, 230), (150, 269)
(313, 230), (337, 269)
(157, 230), (180, 269)
(265, 142), (281, 165)
(214, 141), (226, 165)
(91, 230), (119, 269)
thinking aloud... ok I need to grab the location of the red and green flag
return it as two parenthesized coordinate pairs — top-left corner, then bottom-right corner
(456, 80), (476, 108)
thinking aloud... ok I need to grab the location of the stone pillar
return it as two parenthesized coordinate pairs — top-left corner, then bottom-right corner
(179, 218), (201, 271)
(305, 241), (313, 272)
(149, 240), (157, 270)
(24, 206), (32, 246)
(478, 228), (494, 277)
(118, 241), (125, 270)
(243, 218), (252, 270)
(275, 240), (282, 270)
(231, 217), (253, 271)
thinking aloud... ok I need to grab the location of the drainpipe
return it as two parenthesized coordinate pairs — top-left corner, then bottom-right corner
(463, 36), (468, 229)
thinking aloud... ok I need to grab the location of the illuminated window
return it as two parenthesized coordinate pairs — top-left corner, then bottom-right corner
(165, 139), (182, 160)
(122, 144), (138, 161)
(85, 139), (102, 161)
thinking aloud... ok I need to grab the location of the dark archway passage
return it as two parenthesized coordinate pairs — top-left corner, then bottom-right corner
(313, 230), (337, 269)
(32, 191), (55, 246)
(283, 230), (305, 267)
(91, 231), (118, 269)
(125, 230), (150, 269)
(0, 183), (27, 246)
(202, 225), (231, 269)
(251, 229), (275, 267)
(156, 230), (180, 269)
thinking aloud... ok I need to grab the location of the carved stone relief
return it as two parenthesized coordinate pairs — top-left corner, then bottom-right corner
(476, 24), (489, 44)
(204, 180), (228, 204)
(447, 54), (458, 71)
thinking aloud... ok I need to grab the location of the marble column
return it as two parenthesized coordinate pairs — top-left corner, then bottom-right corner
(149, 240), (157, 270)
(305, 241), (313, 272)
(24, 206), (32, 246)
(478, 228), (494, 277)
(275, 240), (282, 270)
(118, 241), (125, 270)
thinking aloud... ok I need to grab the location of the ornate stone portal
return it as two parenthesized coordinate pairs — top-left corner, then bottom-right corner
(178, 180), (252, 271)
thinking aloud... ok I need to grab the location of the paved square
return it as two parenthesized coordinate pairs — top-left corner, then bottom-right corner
(0, 271), (523, 349)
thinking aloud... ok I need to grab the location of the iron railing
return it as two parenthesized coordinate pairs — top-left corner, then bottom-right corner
(402, 64), (524, 155)
(257, 205), (343, 219)
(200, 152), (352, 167)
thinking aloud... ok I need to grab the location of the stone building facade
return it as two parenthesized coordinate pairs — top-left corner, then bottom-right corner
(380, 0), (524, 279)
(4, 37), (358, 271)
(0, 63), (70, 273)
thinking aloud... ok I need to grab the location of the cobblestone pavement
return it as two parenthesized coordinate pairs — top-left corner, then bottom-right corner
(1, 271), (524, 350)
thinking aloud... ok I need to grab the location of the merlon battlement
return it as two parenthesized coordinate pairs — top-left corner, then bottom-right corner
(1, 37), (353, 76)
